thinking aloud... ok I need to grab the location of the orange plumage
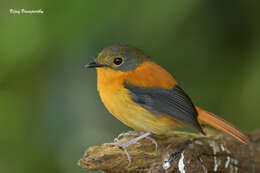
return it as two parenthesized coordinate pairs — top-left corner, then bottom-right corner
(97, 61), (182, 133)
(87, 44), (248, 144)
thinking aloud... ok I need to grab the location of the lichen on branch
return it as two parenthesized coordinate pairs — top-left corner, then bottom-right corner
(79, 129), (260, 173)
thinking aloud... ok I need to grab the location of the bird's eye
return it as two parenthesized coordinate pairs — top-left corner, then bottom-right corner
(113, 57), (123, 65)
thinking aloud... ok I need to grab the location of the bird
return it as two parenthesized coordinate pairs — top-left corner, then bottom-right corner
(86, 44), (248, 164)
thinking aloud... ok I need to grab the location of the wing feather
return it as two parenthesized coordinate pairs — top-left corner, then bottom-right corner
(125, 84), (205, 134)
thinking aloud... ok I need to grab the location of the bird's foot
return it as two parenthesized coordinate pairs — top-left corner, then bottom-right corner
(104, 132), (157, 166)
(117, 131), (158, 151)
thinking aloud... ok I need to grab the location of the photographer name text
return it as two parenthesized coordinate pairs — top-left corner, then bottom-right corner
(10, 9), (44, 15)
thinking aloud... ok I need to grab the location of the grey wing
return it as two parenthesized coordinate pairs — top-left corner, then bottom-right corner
(124, 84), (205, 134)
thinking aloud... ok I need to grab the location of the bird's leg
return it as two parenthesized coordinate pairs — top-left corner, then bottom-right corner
(117, 131), (158, 151)
(104, 132), (157, 166)
(117, 131), (139, 139)
(123, 132), (151, 146)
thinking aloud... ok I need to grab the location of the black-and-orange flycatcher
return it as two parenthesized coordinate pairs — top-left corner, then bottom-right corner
(86, 44), (248, 163)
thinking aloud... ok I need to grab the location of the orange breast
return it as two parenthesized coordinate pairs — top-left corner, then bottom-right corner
(96, 61), (181, 134)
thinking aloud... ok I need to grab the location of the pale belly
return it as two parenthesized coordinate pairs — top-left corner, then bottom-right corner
(98, 87), (180, 134)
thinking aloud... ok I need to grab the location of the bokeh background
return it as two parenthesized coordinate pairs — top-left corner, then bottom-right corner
(1, 1), (260, 173)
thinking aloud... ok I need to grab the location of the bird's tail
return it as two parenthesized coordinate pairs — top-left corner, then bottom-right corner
(196, 107), (248, 144)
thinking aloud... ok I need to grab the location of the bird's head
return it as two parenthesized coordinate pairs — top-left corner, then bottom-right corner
(86, 44), (151, 72)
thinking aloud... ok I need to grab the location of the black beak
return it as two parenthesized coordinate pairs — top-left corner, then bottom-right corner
(84, 61), (104, 68)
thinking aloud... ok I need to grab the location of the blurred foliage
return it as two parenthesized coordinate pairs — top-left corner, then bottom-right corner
(0, 1), (260, 173)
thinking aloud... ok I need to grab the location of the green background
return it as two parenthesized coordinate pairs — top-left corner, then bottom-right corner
(1, 1), (260, 173)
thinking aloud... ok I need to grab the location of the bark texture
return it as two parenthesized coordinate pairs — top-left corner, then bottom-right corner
(78, 128), (260, 173)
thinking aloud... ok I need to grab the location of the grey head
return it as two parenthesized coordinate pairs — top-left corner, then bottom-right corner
(86, 44), (151, 72)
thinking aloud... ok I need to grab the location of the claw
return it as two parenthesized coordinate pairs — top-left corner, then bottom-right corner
(122, 147), (131, 166)
(146, 136), (158, 151)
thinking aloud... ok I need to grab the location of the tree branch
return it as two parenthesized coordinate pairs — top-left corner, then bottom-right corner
(78, 128), (260, 173)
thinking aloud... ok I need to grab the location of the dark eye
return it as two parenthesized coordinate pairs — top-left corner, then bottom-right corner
(113, 57), (123, 65)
